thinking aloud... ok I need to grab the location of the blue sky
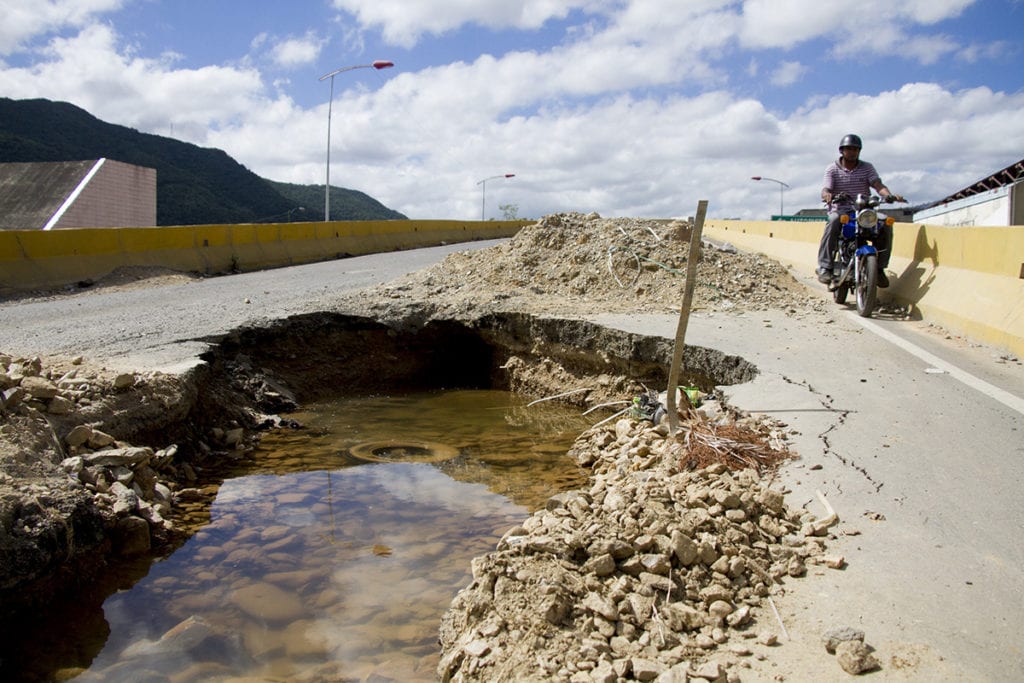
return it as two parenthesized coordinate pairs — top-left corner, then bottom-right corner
(2, 0), (1022, 220)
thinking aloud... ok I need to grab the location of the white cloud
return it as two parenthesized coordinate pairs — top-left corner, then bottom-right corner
(329, 0), (607, 47)
(270, 31), (326, 68)
(770, 60), (807, 87)
(0, 23), (267, 140)
(0, 0), (126, 53)
(738, 0), (976, 49)
(956, 40), (1017, 63)
(830, 24), (959, 66)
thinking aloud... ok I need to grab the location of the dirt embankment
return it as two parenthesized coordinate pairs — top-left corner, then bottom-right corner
(1, 213), (871, 678)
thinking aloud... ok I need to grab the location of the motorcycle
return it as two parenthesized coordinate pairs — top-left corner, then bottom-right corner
(826, 192), (899, 318)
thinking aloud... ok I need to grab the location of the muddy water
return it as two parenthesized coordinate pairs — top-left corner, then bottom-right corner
(68, 390), (594, 682)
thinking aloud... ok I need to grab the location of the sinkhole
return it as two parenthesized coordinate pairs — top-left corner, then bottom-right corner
(1, 311), (757, 683)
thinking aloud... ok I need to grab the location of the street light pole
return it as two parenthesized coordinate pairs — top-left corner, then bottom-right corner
(476, 173), (515, 221)
(319, 60), (394, 222)
(750, 176), (790, 217)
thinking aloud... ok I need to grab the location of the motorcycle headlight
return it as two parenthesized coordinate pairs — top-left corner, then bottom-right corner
(858, 209), (877, 229)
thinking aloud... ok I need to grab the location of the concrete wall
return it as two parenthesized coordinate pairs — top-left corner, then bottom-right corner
(0, 219), (527, 294)
(53, 159), (157, 230)
(703, 218), (1024, 357)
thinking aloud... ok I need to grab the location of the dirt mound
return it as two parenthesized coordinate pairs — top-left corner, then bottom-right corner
(438, 405), (838, 682)
(369, 212), (828, 318)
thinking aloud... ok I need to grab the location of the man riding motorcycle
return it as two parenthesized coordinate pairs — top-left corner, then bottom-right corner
(817, 134), (905, 287)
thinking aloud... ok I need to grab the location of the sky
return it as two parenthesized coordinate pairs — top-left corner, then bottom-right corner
(1, 0), (1023, 221)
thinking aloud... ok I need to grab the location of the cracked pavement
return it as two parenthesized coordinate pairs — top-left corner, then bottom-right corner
(590, 305), (1024, 680)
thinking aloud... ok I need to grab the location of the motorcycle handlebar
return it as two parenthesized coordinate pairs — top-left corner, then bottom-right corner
(826, 192), (907, 205)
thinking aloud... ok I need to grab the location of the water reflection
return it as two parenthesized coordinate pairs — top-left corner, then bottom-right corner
(64, 389), (591, 682)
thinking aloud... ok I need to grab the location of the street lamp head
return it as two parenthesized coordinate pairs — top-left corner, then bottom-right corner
(751, 176), (762, 181)
(372, 60), (394, 70)
(504, 174), (515, 178)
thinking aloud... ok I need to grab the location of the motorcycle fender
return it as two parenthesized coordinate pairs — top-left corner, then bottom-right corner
(856, 245), (878, 257)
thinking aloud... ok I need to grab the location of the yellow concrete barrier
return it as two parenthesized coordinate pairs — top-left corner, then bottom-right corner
(0, 219), (528, 293)
(703, 219), (1024, 357)
(3, 216), (1021, 357)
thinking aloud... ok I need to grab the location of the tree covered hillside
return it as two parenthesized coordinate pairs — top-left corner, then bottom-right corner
(0, 98), (406, 225)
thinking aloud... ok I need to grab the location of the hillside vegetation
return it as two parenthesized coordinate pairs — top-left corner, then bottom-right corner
(0, 97), (406, 225)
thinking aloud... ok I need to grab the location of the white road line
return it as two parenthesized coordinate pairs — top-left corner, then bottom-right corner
(852, 314), (1024, 417)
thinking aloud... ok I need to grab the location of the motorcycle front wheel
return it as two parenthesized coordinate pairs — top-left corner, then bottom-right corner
(856, 253), (878, 318)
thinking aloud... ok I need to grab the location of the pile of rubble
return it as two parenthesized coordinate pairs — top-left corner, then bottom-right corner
(58, 429), (184, 554)
(438, 401), (849, 682)
(375, 212), (829, 317)
(0, 353), (256, 604)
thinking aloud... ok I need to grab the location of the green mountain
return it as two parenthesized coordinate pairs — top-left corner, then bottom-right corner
(269, 181), (405, 221)
(0, 97), (406, 225)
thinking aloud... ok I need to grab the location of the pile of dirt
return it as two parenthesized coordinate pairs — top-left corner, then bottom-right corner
(437, 399), (842, 682)
(352, 212), (829, 319)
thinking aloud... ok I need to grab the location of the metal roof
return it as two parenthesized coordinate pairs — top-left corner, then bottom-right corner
(936, 157), (1024, 204)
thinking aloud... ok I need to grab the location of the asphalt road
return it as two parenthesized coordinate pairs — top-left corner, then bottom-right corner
(3, 240), (1022, 680)
(0, 240), (508, 372)
(592, 307), (1024, 681)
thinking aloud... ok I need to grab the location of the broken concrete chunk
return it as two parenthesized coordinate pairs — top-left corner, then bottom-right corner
(835, 639), (880, 674)
(822, 626), (865, 654)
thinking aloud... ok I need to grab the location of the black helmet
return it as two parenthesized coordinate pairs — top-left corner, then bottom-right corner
(839, 134), (862, 149)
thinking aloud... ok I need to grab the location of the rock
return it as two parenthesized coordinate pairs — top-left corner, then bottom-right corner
(231, 582), (305, 623)
(87, 429), (117, 448)
(708, 600), (734, 621)
(822, 554), (846, 569)
(112, 515), (151, 555)
(21, 375), (59, 399)
(655, 663), (691, 682)
(661, 602), (705, 631)
(2, 386), (27, 409)
(61, 456), (84, 475)
(123, 615), (212, 658)
(47, 395), (75, 414)
(583, 592), (619, 621)
(671, 531), (698, 565)
(65, 425), (94, 447)
(590, 660), (618, 683)
(691, 660), (725, 680)
(83, 446), (152, 467)
(835, 639), (880, 674)
(463, 639), (491, 657)
(639, 553), (672, 575)
(584, 553), (617, 577)
(822, 626), (865, 653)
(631, 657), (665, 681)
(726, 605), (751, 627)
(224, 427), (244, 447)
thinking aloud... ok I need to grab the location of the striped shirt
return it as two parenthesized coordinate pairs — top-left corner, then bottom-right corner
(823, 159), (880, 211)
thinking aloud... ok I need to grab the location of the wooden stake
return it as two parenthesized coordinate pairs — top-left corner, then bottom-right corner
(666, 200), (708, 436)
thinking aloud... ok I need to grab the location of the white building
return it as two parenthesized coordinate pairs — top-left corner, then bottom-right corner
(913, 158), (1024, 227)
